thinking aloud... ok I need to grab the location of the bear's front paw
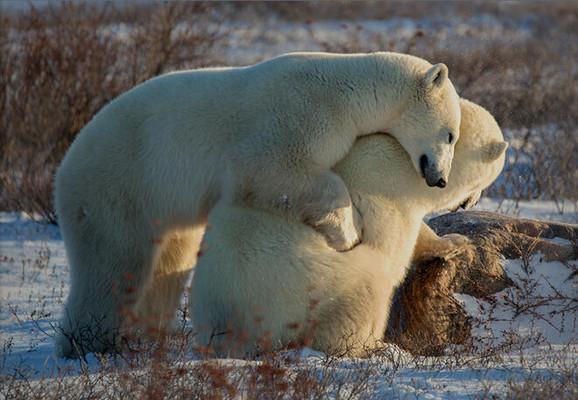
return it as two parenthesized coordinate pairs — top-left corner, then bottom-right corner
(443, 233), (470, 247)
(308, 205), (363, 252)
(437, 233), (470, 260)
(413, 233), (471, 264)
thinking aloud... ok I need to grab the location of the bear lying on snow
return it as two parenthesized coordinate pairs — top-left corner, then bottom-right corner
(55, 52), (461, 358)
(190, 98), (507, 358)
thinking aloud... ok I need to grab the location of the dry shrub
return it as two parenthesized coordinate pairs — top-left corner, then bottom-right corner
(425, 40), (578, 130)
(1, 331), (379, 400)
(1, 4), (115, 224)
(484, 125), (578, 206)
(0, 2), (223, 223)
(507, 373), (578, 400)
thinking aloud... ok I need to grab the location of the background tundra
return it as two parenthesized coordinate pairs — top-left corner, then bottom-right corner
(1, 2), (577, 399)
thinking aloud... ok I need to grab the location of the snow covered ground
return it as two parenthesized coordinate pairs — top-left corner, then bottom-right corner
(1, 199), (576, 398)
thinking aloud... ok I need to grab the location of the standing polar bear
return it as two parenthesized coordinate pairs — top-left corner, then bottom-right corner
(189, 99), (507, 358)
(55, 52), (461, 358)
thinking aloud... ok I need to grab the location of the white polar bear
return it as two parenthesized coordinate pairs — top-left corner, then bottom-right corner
(189, 98), (507, 358)
(54, 52), (461, 358)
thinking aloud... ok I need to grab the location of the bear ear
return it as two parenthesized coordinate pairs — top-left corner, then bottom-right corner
(484, 140), (508, 162)
(424, 63), (449, 88)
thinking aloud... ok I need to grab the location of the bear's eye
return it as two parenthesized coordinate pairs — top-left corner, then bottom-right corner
(447, 131), (454, 144)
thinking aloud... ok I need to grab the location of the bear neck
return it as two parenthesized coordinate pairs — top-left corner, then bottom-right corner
(309, 54), (419, 135)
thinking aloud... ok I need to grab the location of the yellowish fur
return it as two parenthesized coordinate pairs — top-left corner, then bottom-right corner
(190, 99), (507, 357)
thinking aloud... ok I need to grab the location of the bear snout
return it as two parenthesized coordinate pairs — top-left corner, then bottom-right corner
(420, 154), (447, 188)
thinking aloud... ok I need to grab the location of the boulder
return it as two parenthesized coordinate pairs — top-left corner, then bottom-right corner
(385, 211), (578, 356)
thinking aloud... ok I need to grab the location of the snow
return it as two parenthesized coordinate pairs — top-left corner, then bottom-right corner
(455, 253), (577, 346)
(1, 199), (576, 398)
(216, 15), (537, 66)
(475, 198), (578, 224)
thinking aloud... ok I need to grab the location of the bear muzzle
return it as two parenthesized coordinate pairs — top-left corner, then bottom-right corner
(420, 154), (448, 188)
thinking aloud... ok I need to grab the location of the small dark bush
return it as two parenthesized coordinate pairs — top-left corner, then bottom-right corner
(1, 2), (223, 223)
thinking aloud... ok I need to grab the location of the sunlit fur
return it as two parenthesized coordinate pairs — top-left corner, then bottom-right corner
(190, 98), (506, 358)
(55, 52), (460, 358)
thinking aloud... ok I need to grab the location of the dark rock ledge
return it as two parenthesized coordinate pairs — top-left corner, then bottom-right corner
(385, 211), (578, 356)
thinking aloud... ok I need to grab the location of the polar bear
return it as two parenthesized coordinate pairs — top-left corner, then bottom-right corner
(189, 98), (507, 358)
(55, 52), (461, 358)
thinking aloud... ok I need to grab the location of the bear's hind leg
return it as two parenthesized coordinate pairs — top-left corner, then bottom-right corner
(133, 225), (205, 337)
(56, 225), (158, 359)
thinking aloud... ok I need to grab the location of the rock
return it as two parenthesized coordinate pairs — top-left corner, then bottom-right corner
(385, 211), (578, 356)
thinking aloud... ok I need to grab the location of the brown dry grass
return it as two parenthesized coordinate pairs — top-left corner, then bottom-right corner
(1, 2), (223, 223)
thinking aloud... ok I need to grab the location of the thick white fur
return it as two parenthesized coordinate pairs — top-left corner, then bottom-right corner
(54, 52), (460, 358)
(189, 99), (507, 358)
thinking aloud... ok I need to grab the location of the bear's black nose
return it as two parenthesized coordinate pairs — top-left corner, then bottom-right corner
(419, 154), (428, 177)
(436, 178), (447, 188)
